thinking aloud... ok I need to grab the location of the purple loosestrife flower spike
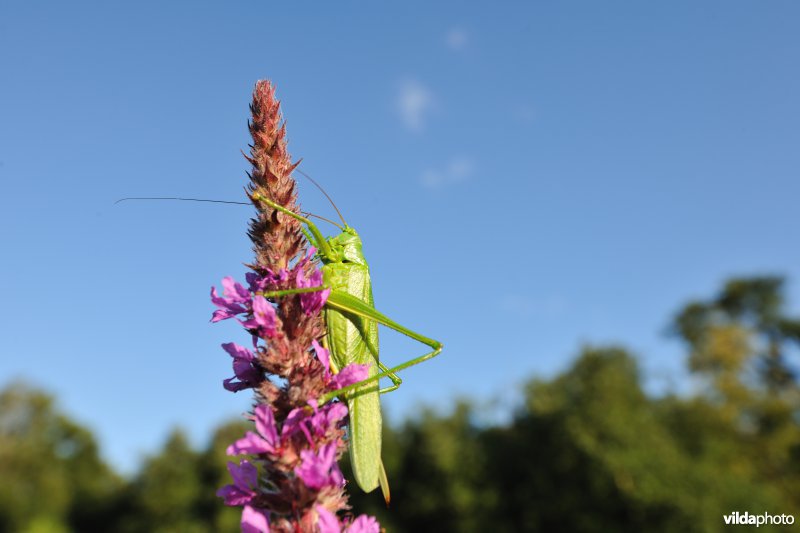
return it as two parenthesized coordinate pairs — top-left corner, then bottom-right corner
(213, 80), (380, 532)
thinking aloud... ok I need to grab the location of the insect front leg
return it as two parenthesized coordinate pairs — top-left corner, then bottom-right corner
(257, 286), (329, 299)
(250, 192), (335, 260)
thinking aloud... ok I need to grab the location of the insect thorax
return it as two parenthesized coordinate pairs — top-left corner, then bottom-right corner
(326, 227), (367, 267)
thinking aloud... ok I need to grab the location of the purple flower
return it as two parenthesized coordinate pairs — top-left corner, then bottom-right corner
(296, 267), (330, 315)
(210, 276), (251, 322)
(331, 363), (370, 390)
(309, 402), (349, 437)
(211, 277), (277, 341)
(240, 296), (277, 339)
(221, 342), (262, 392)
(316, 505), (341, 533)
(314, 507), (380, 533)
(246, 269), (289, 294)
(295, 442), (343, 489)
(266, 267), (290, 286)
(281, 406), (314, 444)
(313, 339), (331, 372)
(245, 272), (267, 294)
(283, 401), (348, 445)
(227, 404), (279, 456)
(217, 460), (258, 506)
(347, 515), (380, 533)
(241, 505), (270, 533)
(312, 340), (370, 392)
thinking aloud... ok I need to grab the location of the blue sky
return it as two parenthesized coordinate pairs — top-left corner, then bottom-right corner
(2, 1), (799, 473)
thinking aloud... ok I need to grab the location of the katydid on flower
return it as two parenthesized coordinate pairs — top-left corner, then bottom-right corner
(250, 190), (443, 504)
(115, 184), (443, 502)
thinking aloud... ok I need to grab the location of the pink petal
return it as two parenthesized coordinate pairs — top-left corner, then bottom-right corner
(228, 460), (258, 489)
(216, 484), (253, 506)
(315, 505), (341, 533)
(222, 342), (255, 362)
(282, 406), (314, 444)
(241, 505), (270, 533)
(332, 363), (370, 390)
(313, 339), (331, 373)
(253, 404), (279, 449)
(222, 378), (252, 392)
(227, 431), (274, 455)
(347, 515), (380, 533)
(222, 276), (250, 300)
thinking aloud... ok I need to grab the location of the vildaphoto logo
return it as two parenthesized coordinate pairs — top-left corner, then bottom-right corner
(723, 511), (795, 527)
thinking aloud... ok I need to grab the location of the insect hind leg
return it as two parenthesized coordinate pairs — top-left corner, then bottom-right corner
(377, 362), (402, 394)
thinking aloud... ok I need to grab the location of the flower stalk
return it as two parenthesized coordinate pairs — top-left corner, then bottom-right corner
(211, 81), (379, 533)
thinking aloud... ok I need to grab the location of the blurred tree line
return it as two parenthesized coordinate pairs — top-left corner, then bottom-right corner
(1, 277), (798, 532)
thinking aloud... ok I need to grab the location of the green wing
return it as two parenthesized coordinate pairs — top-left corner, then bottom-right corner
(323, 263), (382, 492)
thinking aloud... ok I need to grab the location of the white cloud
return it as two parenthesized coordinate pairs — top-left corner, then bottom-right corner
(397, 80), (433, 131)
(420, 157), (474, 189)
(445, 28), (468, 51)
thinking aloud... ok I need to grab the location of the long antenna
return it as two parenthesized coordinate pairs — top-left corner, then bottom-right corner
(302, 212), (345, 231)
(115, 197), (249, 206)
(294, 169), (347, 226)
(114, 196), (344, 230)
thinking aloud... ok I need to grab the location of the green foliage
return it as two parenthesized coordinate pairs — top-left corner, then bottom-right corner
(672, 276), (800, 511)
(120, 430), (207, 533)
(349, 347), (792, 532)
(2, 276), (798, 532)
(347, 401), (491, 531)
(113, 422), (250, 533)
(674, 276), (800, 393)
(0, 383), (120, 533)
(200, 420), (254, 532)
